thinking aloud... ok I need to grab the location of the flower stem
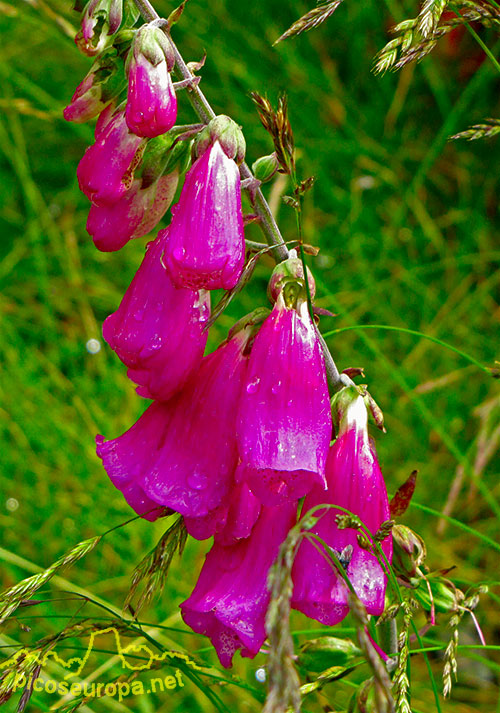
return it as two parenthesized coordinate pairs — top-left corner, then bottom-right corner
(131, 0), (346, 392)
(131, 0), (289, 263)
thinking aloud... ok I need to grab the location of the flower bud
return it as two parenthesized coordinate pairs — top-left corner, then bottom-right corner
(164, 139), (245, 290)
(298, 637), (362, 672)
(252, 152), (279, 182)
(413, 578), (461, 614)
(125, 23), (177, 138)
(267, 250), (316, 303)
(76, 0), (123, 57)
(391, 524), (426, 584)
(194, 115), (246, 163)
(64, 51), (123, 123)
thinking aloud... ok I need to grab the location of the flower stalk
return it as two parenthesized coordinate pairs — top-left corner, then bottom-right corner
(130, 0), (346, 394)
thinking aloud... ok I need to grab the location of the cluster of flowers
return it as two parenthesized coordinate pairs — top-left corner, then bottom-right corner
(66, 0), (393, 669)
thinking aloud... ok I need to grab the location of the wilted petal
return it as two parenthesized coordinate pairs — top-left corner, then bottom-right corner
(164, 140), (245, 290)
(237, 296), (331, 506)
(181, 501), (297, 667)
(102, 230), (209, 400)
(292, 394), (392, 624)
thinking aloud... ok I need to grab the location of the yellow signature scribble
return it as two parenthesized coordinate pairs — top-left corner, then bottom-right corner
(0, 626), (202, 679)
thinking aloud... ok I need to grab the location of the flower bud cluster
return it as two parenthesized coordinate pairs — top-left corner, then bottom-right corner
(67, 8), (182, 251)
(65, 7), (393, 669)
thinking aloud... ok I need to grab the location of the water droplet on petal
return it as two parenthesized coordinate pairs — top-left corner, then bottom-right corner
(173, 246), (186, 261)
(246, 377), (260, 394)
(134, 310), (144, 322)
(188, 472), (208, 490)
(271, 380), (282, 395)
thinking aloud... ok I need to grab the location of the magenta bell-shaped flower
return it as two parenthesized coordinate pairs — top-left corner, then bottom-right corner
(77, 109), (145, 205)
(291, 390), (393, 625)
(96, 404), (167, 522)
(97, 325), (254, 519)
(126, 23), (177, 138)
(163, 139), (245, 290)
(181, 501), (297, 668)
(86, 172), (178, 251)
(236, 291), (332, 506)
(184, 482), (261, 544)
(102, 230), (209, 400)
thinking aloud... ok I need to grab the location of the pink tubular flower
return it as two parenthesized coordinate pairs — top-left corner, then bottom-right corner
(163, 139), (245, 290)
(102, 230), (209, 401)
(97, 325), (254, 519)
(77, 109), (146, 206)
(126, 24), (177, 138)
(291, 390), (393, 625)
(236, 291), (332, 506)
(184, 482), (261, 543)
(86, 172), (178, 251)
(181, 501), (297, 668)
(96, 403), (166, 522)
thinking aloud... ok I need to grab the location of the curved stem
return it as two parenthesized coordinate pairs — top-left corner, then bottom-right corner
(131, 0), (346, 391)
(131, 0), (288, 263)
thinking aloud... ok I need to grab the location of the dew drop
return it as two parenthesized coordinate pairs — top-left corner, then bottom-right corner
(187, 472), (208, 490)
(86, 338), (101, 354)
(271, 380), (282, 395)
(255, 668), (266, 683)
(134, 309), (144, 322)
(246, 377), (261, 394)
(173, 246), (186, 261)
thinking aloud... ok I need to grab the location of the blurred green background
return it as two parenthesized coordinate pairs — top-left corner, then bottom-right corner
(0, 0), (499, 711)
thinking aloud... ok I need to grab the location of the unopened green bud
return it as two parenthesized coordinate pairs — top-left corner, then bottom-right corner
(267, 250), (315, 303)
(194, 115), (246, 162)
(298, 637), (362, 672)
(252, 152), (279, 182)
(392, 524), (426, 584)
(413, 579), (461, 614)
(133, 22), (175, 70)
(330, 384), (365, 433)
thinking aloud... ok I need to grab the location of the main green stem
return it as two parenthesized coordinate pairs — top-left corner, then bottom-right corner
(131, 0), (346, 393)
